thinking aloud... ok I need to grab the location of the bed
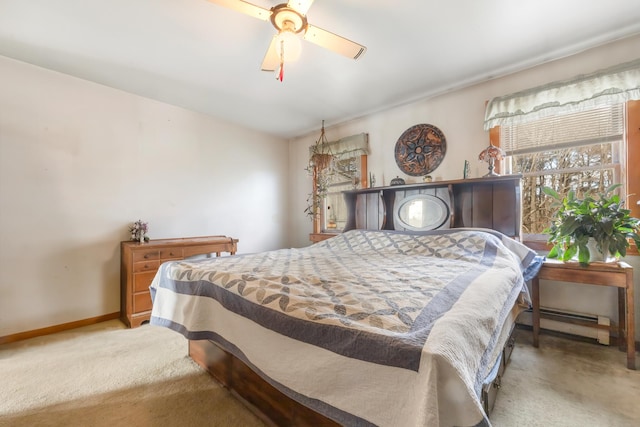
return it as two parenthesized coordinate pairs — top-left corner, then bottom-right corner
(149, 175), (541, 427)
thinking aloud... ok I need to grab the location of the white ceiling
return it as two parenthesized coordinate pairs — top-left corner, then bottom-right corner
(1, 0), (639, 139)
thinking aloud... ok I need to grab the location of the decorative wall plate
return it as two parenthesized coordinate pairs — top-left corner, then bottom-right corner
(394, 124), (446, 176)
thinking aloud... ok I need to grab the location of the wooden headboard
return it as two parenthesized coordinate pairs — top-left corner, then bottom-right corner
(343, 175), (522, 240)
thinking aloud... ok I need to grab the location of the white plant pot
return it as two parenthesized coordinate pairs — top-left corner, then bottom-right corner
(585, 238), (615, 263)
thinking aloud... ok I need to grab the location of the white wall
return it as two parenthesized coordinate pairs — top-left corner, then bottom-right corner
(0, 56), (289, 337)
(288, 34), (640, 341)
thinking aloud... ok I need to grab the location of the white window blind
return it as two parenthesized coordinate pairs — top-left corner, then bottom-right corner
(501, 104), (624, 156)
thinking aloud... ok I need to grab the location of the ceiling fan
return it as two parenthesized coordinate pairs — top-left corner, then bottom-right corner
(207, 0), (366, 80)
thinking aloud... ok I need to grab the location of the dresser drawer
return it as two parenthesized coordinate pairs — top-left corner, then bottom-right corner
(133, 271), (157, 292)
(133, 260), (160, 273)
(161, 247), (184, 260)
(133, 249), (160, 262)
(133, 291), (153, 313)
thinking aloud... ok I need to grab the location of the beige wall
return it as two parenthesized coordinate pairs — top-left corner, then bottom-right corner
(2, 34), (639, 340)
(288, 34), (640, 340)
(0, 56), (289, 337)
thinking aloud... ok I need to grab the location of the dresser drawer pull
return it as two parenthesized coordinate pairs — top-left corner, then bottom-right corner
(144, 254), (149, 259)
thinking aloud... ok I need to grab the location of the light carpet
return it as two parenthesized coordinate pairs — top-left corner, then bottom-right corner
(0, 320), (638, 426)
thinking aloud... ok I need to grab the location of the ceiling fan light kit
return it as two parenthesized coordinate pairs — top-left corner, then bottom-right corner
(275, 29), (302, 62)
(208, 0), (366, 81)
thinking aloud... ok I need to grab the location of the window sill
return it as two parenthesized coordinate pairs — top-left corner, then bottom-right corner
(523, 235), (639, 256)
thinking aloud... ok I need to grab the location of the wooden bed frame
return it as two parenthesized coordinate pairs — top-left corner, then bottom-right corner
(189, 327), (517, 426)
(189, 175), (524, 426)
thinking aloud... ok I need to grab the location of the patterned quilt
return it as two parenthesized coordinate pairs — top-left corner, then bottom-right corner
(150, 229), (539, 427)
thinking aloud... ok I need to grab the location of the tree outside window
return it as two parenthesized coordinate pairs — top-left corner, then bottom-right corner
(500, 103), (629, 237)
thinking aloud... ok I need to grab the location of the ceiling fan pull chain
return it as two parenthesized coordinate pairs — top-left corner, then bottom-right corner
(278, 38), (285, 82)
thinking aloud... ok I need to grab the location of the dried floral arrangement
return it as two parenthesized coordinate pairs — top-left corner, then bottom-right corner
(129, 220), (149, 243)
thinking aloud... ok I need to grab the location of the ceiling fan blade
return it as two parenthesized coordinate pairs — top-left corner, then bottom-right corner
(287, 0), (315, 15)
(206, 0), (270, 21)
(261, 36), (280, 71)
(304, 25), (366, 60)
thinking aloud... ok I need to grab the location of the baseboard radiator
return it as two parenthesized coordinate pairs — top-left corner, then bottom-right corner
(521, 308), (611, 345)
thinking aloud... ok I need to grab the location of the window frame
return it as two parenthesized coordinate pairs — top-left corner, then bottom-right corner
(311, 154), (367, 237)
(494, 100), (639, 254)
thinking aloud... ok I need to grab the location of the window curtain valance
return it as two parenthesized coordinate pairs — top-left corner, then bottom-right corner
(484, 59), (640, 130)
(309, 132), (370, 159)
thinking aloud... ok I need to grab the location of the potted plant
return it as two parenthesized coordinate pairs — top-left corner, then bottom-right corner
(543, 184), (640, 265)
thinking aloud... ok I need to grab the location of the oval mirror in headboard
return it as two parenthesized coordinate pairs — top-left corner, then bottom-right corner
(393, 193), (451, 231)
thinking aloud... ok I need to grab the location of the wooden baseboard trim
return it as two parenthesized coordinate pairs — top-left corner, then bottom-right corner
(0, 312), (120, 345)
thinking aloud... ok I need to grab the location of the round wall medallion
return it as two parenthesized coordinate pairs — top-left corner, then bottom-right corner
(394, 124), (446, 176)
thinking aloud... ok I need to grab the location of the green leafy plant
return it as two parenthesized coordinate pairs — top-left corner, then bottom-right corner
(542, 184), (640, 265)
(304, 159), (331, 220)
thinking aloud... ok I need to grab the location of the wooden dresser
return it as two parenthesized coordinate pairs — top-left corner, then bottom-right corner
(120, 235), (238, 328)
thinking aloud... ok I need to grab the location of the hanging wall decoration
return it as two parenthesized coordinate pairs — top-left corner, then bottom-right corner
(394, 124), (447, 176)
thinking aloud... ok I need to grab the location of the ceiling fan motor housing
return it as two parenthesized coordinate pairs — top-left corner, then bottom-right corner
(270, 4), (308, 34)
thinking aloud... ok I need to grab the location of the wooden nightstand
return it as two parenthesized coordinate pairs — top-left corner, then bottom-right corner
(531, 260), (635, 370)
(120, 235), (238, 328)
(309, 233), (339, 243)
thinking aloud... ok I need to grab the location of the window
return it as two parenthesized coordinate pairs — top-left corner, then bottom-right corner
(496, 100), (639, 248)
(321, 155), (366, 232)
(483, 60), (639, 246)
(307, 132), (369, 237)
(501, 104), (625, 234)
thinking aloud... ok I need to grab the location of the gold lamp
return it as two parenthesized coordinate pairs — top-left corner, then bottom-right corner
(478, 143), (506, 177)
